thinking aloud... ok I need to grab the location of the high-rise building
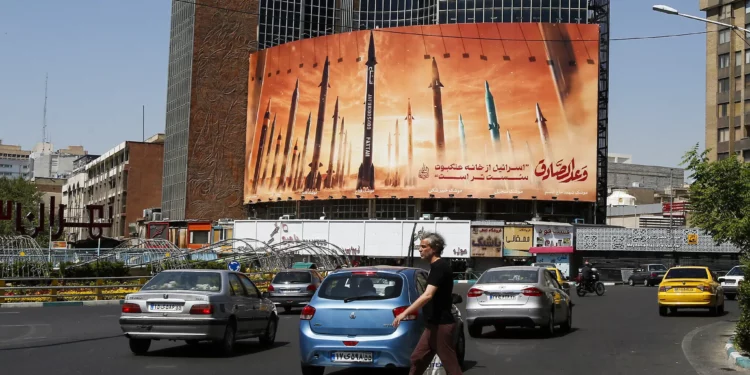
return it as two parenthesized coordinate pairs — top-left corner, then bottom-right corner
(0, 141), (31, 179)
(701, 0), (750, 161)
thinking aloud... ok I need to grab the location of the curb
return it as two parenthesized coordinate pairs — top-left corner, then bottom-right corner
(726, 338), (750, 369)
(0, 300), (124, 308)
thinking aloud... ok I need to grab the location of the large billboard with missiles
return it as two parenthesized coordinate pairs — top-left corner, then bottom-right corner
(244, 23), (600, 204)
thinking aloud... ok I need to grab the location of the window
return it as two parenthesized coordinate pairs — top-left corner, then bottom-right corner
(229, 274), (248, 296)
(720, 29), (730, 44)
(719, 103), (729, 118)
(141, 271), (222, 292)
(721, 4), (732, 19)
(190, 230), (209, 244)
(728, 266), (745, 276)
(737, 126), (744, 140)
(478, 269), (539, 284)
(416, 272), (428, 294)
(747, 24), (750, 38)
(239, 274), (261, 298)
(318, 272), (404, 300)
(272, 271), (312, 284)
(747, 0), (750, 13)
(719, 78), (730, 93)
(720, 53), (730, 68)
(737, 51), (743, 66)
(719, 128), (730, 142)
(736, 101), (743, 116)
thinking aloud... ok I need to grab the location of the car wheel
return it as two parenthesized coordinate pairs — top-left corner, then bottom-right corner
(456, 329), (466, 369)
(214, 322), (236, 355)
(628, 278), (635, 286)
(659, 306), (668, 316)
(643, 279), (649, 287)
(560, 307), (572, 332)
(301, 364), (325, 375)
(543, 310), (555, 337)
(727, 294), (737, 300)
(468, 323), (483, 338)
(129, 338), (151, 355)
(259, 317), (278, 347)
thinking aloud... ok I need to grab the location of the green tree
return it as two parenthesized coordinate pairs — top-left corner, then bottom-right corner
(682, 144), (750, 350)
(0, 177), (52, 246)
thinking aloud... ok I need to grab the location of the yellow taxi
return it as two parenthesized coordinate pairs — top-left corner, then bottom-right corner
(657, 266), (725, 316)
(545, 267), (571, 296)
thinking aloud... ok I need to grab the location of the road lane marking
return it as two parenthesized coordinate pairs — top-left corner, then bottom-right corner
(0, 324), (50, 327)
(0, 312), (19, 314)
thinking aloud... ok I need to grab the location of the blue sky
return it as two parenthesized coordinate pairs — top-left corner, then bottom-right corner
(0, 0), (705, 168)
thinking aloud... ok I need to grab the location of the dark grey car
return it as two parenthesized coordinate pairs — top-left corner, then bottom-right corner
(627, 264), (668, 286)
(268, 269), (324, 313)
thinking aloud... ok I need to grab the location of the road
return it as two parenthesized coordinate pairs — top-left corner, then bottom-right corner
(0, 285), (745, 375)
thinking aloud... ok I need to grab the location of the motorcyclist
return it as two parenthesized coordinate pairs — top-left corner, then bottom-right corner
(581, 261), (594, 289)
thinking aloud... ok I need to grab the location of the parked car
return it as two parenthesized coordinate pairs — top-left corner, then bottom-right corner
(119, 269), (278, 355)
(627, 264), (668, 286)
(465, 266), (573, 338)
(298, 266), (465, 375)
(268, 269), (324, 313)
(718, 265), (744, 300)
(657, 266), (725, 316)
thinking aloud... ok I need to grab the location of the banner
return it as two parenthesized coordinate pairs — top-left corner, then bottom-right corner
(503, 227), (533, 257)
(470, 226), (503, 257)
(533, 225), (573, 247)
(244, 23), (600, 203)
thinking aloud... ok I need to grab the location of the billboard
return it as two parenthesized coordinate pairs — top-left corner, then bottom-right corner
(244, 23), (600, 203)
(470, 226), (503, 258)
(532, 225), (573, 248)
(503, 226), (534, 257)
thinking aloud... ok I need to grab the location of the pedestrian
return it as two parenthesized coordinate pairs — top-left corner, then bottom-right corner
(392, 232), (464, 375)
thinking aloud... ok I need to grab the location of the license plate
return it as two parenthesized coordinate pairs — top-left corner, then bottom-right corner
(674, 288), (693, 292)
(148, 303), (182, 312)
(489, 294), (515, 300)
(332, 352), (373, 363)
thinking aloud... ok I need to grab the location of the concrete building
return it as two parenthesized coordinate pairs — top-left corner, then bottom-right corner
(32, 177), (66, 216)
(62, 155), (101, 241)
(28, 143), (88, 180)
(0, 141), (31, 179)
(607, 153), (685, 194)
(700, 0), (750, 161)
(80, 134), (165, 238)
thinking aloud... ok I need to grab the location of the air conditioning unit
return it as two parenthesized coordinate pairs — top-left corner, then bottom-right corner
(152, 212), (163, 221)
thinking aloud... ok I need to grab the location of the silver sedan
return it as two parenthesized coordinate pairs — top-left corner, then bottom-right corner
(119, 269), (278, 355)
(465, 266), (573, 338)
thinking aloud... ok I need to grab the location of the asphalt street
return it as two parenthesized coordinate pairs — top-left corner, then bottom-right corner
(0, 285), (746, 375)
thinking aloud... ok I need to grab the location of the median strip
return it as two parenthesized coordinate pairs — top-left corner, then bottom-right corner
(726, 337), (750, 369)
(0, 300), (124, 308)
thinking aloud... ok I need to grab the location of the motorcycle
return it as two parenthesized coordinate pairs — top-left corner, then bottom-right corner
(575, 269), (606, 296)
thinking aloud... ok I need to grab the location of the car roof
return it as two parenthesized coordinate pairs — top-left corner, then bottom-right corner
(485, 266), (543, 272)
(333, 266), (417, 274)
(669, 266), (710, 270)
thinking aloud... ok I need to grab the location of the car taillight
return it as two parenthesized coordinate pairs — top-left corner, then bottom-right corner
(351, 271), (377, 276)
(189, 304), (213, 315)
(522, 287), (543, 297)
(301, 305), (316, 320)
(267, 284), (275, 292)
(393, 306), (418, 321)
(651, 272), (657, 277)
(467, 288), (483, 298)
(659, 286), (672, 292)
(121, 303), (141, 313)
(698, 285), (712, 292)
(343, 341), (359, 346)
(306, 284), (317, 292)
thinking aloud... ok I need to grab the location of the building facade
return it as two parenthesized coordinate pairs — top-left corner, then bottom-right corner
(0, 141), (31, 179)
(69, 134), (165, 239)
(28, 143), (87, 180)
(162, 0), (610, 223)
(701, 0), (750, 161)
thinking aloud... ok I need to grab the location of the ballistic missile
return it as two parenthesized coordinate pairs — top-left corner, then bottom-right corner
(404, 99), (415, 187)
(429, 57), (446, 162)
(262, 114), (277, 187)
(305, 56), (331, 191)
(346, 141), (352, 184)
(335, 114), (346, 188)
(289, 140), (299, 189)
(277, 79), (299, 191)
(392, 119), (400, 187)
(338, 131), (347, 188)
(270, 132), (283, 187)
(506, 130), (516, 164)
(251, 100), (271, 194)
(324, 97), (340, 189)
(535, 103), (552, 162)
(356, 31), (377, 191)
(485, 81), (501, 150)
(294, 113), (312, 191)
(458, 114), (467, 164)
(385, 132), (393, 186)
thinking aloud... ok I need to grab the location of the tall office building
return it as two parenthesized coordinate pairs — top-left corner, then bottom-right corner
(701, 0), (750, 161)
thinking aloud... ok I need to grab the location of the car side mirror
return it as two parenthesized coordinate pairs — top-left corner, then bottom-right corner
(451, 293), (463, 304)
(718, 277), (726, 283)
(262, 291), (270, 298)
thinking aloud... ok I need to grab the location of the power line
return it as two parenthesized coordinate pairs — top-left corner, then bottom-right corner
(172, 0), (713, 44)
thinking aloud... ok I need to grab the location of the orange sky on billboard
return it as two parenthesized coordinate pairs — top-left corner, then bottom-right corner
(244, 23), (600, 203)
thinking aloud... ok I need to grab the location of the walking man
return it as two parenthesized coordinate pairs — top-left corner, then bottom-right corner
(392, 232), (464, 375)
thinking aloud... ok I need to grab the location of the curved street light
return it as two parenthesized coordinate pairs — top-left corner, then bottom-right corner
(652, 4), (750, 32)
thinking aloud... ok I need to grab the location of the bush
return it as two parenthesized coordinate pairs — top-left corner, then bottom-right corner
(736, 256), (750, 352)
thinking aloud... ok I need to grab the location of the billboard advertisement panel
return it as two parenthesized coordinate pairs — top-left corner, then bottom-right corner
(470, 226), (503, 258)
(503, 227), (534, 257)
(244, 23), (600, 203)
(532, 225), (573, 248)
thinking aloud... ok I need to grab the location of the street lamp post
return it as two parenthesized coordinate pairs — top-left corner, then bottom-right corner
(653, 5), (750, 32)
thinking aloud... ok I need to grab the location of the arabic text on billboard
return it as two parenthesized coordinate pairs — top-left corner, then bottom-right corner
(503, 227), (533, 257)
(470, 226), (503, 257)
(244, 23), (600, 203)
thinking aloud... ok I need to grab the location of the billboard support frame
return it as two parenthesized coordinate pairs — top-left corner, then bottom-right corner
(592, 0), (610, 225)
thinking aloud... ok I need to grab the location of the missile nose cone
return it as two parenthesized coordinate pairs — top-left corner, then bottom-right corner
(485, 81), (490, 91)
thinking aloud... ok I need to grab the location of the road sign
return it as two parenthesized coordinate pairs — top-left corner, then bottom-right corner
(687, 233), (698, 245)
(228, 260), (241, 272)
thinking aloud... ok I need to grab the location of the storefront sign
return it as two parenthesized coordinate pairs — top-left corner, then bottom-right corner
(503, 227), (533, 257)
(533, 225), (573, 247)
(470, 226), (503, 257)
(576, 228), (740, 253)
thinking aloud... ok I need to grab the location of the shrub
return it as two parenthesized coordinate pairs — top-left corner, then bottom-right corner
(736, 256), (750, 352)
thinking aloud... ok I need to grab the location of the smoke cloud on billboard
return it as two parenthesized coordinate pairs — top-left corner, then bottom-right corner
(244, 23), (600, 203)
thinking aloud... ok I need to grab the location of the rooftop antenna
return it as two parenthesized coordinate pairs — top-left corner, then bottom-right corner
(42, 73), (48, 148)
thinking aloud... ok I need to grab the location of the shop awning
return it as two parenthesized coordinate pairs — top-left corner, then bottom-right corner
(529, 246), (574, 254)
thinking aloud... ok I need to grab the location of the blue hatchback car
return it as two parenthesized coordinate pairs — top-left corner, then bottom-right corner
(299, 266), (466, 375)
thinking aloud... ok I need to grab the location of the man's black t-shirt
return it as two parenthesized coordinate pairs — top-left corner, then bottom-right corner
(423, 258), (455, 325)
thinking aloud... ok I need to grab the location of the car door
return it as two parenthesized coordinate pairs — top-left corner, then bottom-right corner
(228, 273), (254, 333)
(544, 271), (564, 321)
(238, 273), (268, 332)
(415, 271), (429, 325)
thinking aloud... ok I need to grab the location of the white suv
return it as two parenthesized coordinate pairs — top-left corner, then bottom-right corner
(719, 266), (744, 300)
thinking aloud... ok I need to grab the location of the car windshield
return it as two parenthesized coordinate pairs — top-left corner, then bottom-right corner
(664, 268), (708, 280)
(273, 271), (312, 284)
(142, 271), (222, 292)
(477, 269), (539, 284)
(728, 267), (745, 276)
(649, 265), (667, 271)
(318, 272), (403, 301)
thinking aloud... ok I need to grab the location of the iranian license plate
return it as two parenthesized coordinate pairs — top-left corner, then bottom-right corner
(331, 351), (373, 363)
(489, 294), (515, 300)
(148, 303), (182, 312)
(674, 287), (693, 292)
